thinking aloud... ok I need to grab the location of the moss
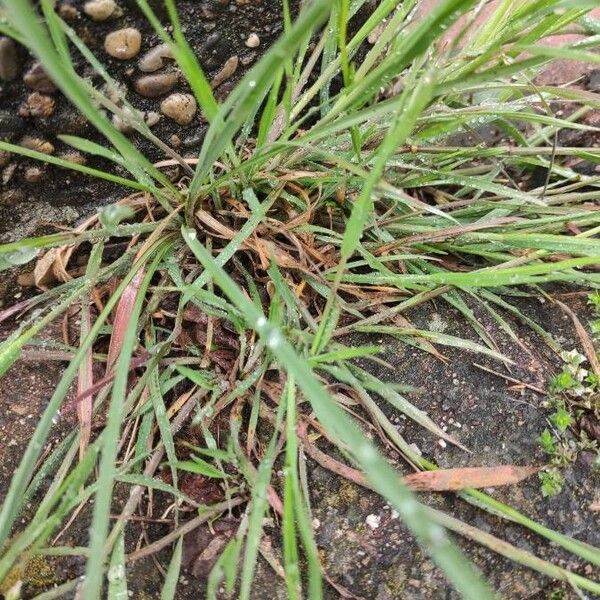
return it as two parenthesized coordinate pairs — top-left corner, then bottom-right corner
(326, 479), (359, 507)
(383, 564), (407, 597)
(23, 554), (58, 589)
(318, 547), (329, 569)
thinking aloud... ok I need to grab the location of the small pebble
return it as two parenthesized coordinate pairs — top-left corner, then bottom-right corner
(58, 151), (86, 165)
(84, 0), (116, 21)
(365, 514), (381, 530)
(23, 62), (56, 93)
(144, 111), (161, 127)
(104, 28), (142, 60)
(20, 136), (54, 155)
(160, 93), (197, 125)
(199, 3), (217, 19)
(245, 33), (260, 48)
(182, 131), (204, 148)
(169, 133), (181, 148)
(211, 55), (238, 89)
(138, 43), (174, 72)
(0, 37), (20, 82)
(134, 71), (178, 97)
(58, 3), (79, 20)
(438, 439), (447, 449)
(24, 166), (45, 183)
(18, 92), (55, 118)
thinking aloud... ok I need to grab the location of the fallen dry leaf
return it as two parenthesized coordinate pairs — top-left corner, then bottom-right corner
(402, 465), (541, 491)
(181, 517), (238, 578)
(298, 423), (539, 492)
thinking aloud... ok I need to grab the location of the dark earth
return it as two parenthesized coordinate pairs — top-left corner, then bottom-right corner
(0, 1), (599, 599)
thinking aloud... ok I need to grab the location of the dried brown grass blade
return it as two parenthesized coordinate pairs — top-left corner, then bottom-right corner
(106, 269), (144, 374)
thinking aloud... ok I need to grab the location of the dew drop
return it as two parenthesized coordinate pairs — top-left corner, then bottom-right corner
(267, 330), (282, 349)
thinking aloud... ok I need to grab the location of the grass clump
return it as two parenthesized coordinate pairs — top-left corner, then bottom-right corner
(0, 0), (599, 598)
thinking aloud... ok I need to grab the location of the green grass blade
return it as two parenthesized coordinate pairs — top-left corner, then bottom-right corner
(182, 226), (495, 600)
(107, 533), (127, 600)
(161, 538), (183, 600)
(188, 1), (330, 200)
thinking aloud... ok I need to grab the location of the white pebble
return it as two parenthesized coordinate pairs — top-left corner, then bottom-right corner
(245, 33), (260, 48)
(365, 514), (381, 530)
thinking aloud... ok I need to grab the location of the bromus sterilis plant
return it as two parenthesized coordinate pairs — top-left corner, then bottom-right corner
(0, 0), (599, 597)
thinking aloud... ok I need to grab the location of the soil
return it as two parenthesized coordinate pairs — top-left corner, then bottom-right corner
(0, 2), (599, 600)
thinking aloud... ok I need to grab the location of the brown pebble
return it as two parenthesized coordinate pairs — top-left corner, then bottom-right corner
(24, 62), (57, 93)
(138, 43), (174, 72)
(58, 3), (79, 20)
(20, 136), (54, 155)
(169, 133), (182, 148)
(84, 0), (116, 21)
(104, 28), (142, 60)
(134, 71), (178, 97)
(18, 92), (55, 118)
(211, 55), (238, 89)
(0, 37), (20, 82)
(199, 3), (217, 19)
(0, 151), (11, 168)
(58, 151), (86, 165)
(160, 93), (197, 125)
(24, 166), (45, 183)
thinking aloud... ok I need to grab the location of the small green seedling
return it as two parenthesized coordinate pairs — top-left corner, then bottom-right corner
(539, 469), (565, 498)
